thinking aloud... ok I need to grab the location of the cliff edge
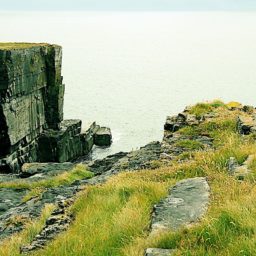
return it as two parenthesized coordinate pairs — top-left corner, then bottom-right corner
(0, 43), (111, 172)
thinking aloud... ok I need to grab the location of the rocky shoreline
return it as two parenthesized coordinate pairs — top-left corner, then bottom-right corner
(1, 100), (255, 252)
(1, 44), (256, 255)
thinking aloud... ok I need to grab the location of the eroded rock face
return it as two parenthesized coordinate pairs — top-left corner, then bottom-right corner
(0, 45), (63, 170)
(0, 45), (112, 172)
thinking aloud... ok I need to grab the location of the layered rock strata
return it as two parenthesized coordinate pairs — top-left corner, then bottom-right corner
(0, 44), (111, 172)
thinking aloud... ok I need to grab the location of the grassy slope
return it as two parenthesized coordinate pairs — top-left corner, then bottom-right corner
(1, 101), (256, 256)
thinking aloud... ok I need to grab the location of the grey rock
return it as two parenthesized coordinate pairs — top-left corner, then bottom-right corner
(20, 197), (74, 253)
(242, 105), (255, 114)
(228, 155), (254, 180)
(145, 248), (176, 256)
(237, 115), (256, 135)
(0, 45), (112, 172)
(164, 114), (186, 132)
(94, 127), (112, 147)
(151, 177), (210, 232)
(228, 157), (239, 175)
(20, 162), (75, 179)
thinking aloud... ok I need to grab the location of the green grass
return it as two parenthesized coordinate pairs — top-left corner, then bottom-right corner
(155, 210), (255, 255)
(209, 100), (227, 108)
(179, 114), (237, 149)
(189, 103), (213, 118)
(0, 164), (94, 190)
(174, 139), (204, 150)
(0, 43), (51, 50)
(29, 173), (172, 256)
(178, 126), (200, 137)
(22, 187), (46, 203)
(0, 204), (55, 256)
(1, 102), (256, 256)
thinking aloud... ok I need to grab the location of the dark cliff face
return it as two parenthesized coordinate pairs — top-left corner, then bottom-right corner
(0, 44), (112, 173)
(0, 44), (64, 171)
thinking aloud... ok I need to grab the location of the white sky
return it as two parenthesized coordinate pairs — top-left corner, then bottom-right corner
(1, 0), (256, 11)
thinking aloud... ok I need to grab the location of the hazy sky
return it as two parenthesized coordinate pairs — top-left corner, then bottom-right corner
(1, 0), (256, 11)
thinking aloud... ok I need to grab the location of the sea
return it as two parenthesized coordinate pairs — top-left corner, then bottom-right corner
(1, 11), (256, 158)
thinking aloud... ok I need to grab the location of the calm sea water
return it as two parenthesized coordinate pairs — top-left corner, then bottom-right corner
(1, 11), (256, 158)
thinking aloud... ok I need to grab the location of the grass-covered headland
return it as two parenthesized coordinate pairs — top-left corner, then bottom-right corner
(1, 101), (256, 256)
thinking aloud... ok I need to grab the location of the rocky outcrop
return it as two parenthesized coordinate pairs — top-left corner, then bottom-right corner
(94, 127), (112, 146)
(0, 44), (111, 173)
(0, 44), (63, 172)
(20, 162), (75, 179)
(237, 115), (256, 135)
(164, 113), (200, 132)
(0, 99), (219, 248)
(151, 177), (210, 232)
(20, 197), (74, 254)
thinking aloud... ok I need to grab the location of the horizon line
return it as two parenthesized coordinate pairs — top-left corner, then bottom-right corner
(1, 9), (256, 12)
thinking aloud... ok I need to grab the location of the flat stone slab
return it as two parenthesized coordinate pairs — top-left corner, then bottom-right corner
(21, 162), (75, 179)
(151, 177), (210, 232)
(145, 248), (176, 256)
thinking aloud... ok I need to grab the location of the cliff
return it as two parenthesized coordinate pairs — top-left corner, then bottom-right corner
(0, 43), (111, 172)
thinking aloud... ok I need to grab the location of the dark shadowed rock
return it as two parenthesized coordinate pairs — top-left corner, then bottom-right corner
(242, 105), (255, 114)
(94, 127), (112, 146)
(0, 44), (112, 172)
(164, 114), (186, 132)
(237, 115), (256, 135)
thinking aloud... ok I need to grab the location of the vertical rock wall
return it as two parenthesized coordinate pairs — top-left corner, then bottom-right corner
(0, 44), (63, 171)
(0, 44), (111, 173)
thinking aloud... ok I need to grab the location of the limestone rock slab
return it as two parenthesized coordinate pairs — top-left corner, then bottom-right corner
(151, 177), (210, 232)
(145, 248), (175, 256)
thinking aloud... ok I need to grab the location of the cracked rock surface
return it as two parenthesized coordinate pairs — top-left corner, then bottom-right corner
(151, 177), (210, 232)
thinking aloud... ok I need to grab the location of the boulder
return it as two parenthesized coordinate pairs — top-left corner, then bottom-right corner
(164, 114), (186, 132)
(94, 127), (112, 146)
(237, 115), (256, 135)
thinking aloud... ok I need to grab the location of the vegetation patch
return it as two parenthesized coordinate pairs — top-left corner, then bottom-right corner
(0, 43), (50, 50)
(189, 103), (213, 118)
(0, 204), (54, 256)
(1, 102), (256, 256)
(174, 139), (204, 150)
(0, 164), (94, 190)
